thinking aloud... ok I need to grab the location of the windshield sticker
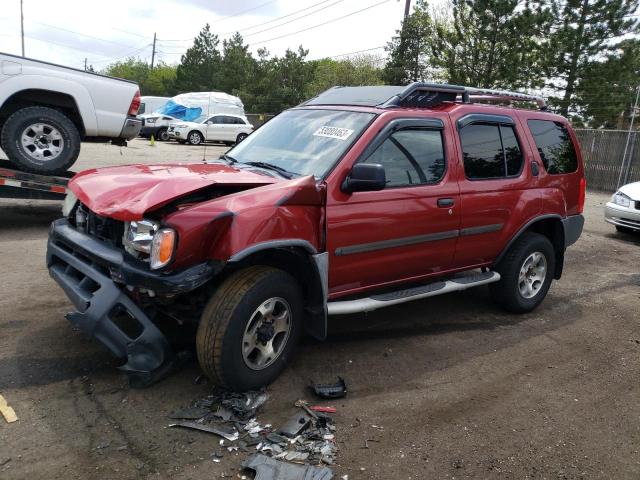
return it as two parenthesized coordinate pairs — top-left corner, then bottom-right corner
(313, 126), (354, 141)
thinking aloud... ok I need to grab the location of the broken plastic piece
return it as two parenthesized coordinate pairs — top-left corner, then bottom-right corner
(309, 406), (337, 413)
(242, 453), (333, 480)
(278, 412), (313, 438)
(0, 395), (17, 423)
(168, 406), (210, 420)
(168, 421), (239, 441)
(309, 377), (347, 399)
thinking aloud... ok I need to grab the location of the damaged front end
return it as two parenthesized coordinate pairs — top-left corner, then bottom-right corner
(47, 216), (222, 387)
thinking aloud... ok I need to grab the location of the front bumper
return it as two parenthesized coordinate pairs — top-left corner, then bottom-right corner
(46, 218), (221, 386)
(605, 202), (640, 231)
(120, 116), (143, 140)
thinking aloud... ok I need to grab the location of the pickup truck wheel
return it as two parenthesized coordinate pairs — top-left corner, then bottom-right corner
(236, 133), (248, 144)
(1, 106), (80, 174)
(196, 266), (303, 390)
(490, 232), (555, 313)
(187, 131), (203, 145)
(156, 127), (169, 141)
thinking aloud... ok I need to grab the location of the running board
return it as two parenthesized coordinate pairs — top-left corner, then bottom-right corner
(327, 271), (501, 315)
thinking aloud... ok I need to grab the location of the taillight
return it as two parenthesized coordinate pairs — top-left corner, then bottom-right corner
(578, 177), (586, 213)
(128, 89), (141, 116)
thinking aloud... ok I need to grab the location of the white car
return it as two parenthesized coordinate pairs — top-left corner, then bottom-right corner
(168, 114), (253, 145)
(605, 181), (640, 233)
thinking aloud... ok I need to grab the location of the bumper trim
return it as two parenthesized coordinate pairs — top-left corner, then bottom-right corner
(120, 116), (143, 140)
(561, 214), (584, 247)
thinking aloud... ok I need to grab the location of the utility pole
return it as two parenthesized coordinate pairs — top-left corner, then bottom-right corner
(617, 86), (640, 189)
(84, 57), (87, 71)
(404, 0), (411, 18)
(150, 32), (156, 69)
(20, 0), (25, 56)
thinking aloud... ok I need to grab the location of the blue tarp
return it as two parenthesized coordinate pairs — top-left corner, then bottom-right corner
(157, 100), (203, 122)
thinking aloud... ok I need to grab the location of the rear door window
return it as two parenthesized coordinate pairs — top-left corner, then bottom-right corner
(459, 123), (524, 179)
(527, 120), (578, 174)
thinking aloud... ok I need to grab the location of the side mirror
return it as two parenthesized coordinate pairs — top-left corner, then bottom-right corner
(341, 163), (386, 193)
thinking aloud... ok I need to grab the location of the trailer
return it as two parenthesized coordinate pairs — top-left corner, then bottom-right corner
(0, 160), (70, 200)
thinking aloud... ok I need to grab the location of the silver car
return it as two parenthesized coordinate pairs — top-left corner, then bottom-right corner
(605, 181), (640, 233)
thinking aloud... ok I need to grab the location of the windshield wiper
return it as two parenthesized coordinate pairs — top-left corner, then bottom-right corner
(219, 153), (238, 164)
(242, 161), (297, 179)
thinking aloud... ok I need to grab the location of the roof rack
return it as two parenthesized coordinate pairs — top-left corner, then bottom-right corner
(303, 82), (547, 110)
(381, 82), (547, 110)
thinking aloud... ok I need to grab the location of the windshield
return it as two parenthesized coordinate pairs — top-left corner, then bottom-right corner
(227, 109), (375, 178)
(192, 115), (207, 124)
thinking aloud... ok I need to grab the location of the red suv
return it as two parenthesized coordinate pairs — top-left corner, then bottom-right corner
(47, 83), (585, 389)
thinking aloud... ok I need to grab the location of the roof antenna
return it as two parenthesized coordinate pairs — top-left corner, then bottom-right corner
(202, 92), (211, 163)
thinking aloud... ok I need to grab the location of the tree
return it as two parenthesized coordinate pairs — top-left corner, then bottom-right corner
(431, 0), (551, 89)
(219, 33), (257, 96)
(576, 39), (640, 128)
(546, 0), (639, 117)
(383, 0), (435, 84)
(175, 24), (222, 92)
(308, 54), (385, 96)
(103, 59), (177, 96)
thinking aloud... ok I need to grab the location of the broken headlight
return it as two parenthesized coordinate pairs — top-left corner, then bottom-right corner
(61, 190), (78, 217)
(123, 219), (159, 258)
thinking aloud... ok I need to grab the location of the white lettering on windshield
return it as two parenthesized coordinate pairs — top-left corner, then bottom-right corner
(313, 126), (354, 141)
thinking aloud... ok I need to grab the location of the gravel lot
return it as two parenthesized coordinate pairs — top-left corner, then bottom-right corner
(1, 139), (640, 479)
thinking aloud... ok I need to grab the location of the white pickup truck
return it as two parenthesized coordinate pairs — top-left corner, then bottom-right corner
(0, 52), (142, 174)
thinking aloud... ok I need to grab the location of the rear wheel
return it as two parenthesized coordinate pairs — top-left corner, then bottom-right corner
(187, 131), (204, 145)
(490, 232), (555, 313)
(156, 127), (169, 141)
(1, 106), (80, 174)
(236, 132), (248, 144)
(196, 266), (302, 390)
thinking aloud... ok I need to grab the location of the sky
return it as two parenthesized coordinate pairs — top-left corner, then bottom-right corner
(0, 0), (412, 70)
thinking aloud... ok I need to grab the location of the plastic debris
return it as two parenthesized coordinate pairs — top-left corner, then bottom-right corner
(309, 377), (347, 399)
(0, 395), (17, 423)
(242, 454), (333, 480)
(168, 406), (210, 420)
(309, 406), (337, 414)
(278, 412), (313, 438)
(168, 421), (239, 441)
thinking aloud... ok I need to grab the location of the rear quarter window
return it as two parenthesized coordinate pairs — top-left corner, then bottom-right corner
(527, 120), (578, 174)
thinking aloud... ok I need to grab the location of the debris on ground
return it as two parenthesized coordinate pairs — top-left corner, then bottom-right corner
(0, 394), (17, 423)
(242, 453), (333, 480)
(309, 377), (347, 399)
(169, 389), (338, 474)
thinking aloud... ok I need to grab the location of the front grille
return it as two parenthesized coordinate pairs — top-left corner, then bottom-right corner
(612, 216), (640, 228)
(76, 204), (125, 248)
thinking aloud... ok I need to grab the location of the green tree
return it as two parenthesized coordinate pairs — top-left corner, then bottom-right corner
(432, 0), (551, 89)
(546, 0), (639, 117)
(103, 59), (176, 96)
(175, 24), (222, 92)
(576, 39), (640, 128)
(383, 0), (435, 84)
(308, 55), (384, 96)
(219, 33), (257, 96)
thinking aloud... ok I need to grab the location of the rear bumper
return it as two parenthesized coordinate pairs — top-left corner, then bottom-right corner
(605, 202), (640, 230)
(562, 214), (585, 247)
(120, 116), (142, 140)
(46, 218), (221, 385)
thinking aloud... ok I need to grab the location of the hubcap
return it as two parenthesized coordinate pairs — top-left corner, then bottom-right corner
(242, 297), (292, 370)
(21, 123), (64, 161)
(190, 133), (201, 144)
(518, 251), (547, 299)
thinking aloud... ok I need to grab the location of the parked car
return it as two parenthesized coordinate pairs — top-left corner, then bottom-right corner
(139, 114), (178, 141)
(47, 83), (585, 390)
(0, 52), (141, 174)
(605, 181), (640, 233)
(168, 114), (253, 145)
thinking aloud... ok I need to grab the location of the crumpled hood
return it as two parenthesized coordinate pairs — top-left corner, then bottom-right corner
(619, 181), (640, 200)
(69, 163), (280, 221)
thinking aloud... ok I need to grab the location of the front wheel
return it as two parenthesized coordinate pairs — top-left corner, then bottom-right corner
(187, 131), (204, 145)
(156, 127), (169, 141)
(490, 232), (555, 313)
(196, 266), (303, 390)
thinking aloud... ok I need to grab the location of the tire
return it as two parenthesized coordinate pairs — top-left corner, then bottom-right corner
(236, 133), (248, 144)
(187, 131), (204, 145)
(490, 232), (555, 313)
(1, 106), (81, 174)
(616, 225), (636, 234)
(196, 266), (303, 390)
(156, 127), (169, 141)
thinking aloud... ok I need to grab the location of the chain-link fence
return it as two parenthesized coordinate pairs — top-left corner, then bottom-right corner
(574, 128), (640, 192)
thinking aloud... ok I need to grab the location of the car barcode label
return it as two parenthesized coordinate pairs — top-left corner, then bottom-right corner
(313, 126), (354, 141)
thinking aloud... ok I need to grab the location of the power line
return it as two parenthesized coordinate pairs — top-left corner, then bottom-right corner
(242, 0), (345, 39)
(248, 0), (392, 46)
(212, 0), (279, 24)
(30, 21), (139, 49)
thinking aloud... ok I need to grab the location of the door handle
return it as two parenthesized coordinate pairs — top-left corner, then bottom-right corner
(437, 198), (454, 208)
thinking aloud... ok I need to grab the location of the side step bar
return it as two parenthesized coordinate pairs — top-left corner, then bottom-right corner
(327, 271), (501, 315)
